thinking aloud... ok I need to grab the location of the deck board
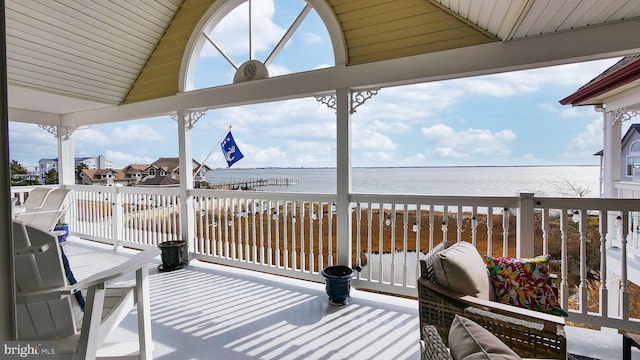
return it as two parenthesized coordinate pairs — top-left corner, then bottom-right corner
(64, 238), (420, 359)
(63, 237), (636, 359)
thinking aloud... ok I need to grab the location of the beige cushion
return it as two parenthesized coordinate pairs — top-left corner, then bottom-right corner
(432, 242), (495, 300)
(448, 315), (521, 360)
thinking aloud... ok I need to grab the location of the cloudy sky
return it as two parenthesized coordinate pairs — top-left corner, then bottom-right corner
(8, 1), (626, 170)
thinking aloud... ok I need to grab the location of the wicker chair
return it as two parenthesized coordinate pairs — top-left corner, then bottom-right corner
(417, 241), (567, 359)
(420, 325), (453, 360)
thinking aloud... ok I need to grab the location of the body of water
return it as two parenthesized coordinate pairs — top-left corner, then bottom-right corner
(206, 166), (600, 197)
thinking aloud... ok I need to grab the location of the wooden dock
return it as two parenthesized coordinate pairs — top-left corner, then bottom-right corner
(207, 177), (299, 190)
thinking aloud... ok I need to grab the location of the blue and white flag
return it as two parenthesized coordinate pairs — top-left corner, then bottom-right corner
(221, 131), (244, 167)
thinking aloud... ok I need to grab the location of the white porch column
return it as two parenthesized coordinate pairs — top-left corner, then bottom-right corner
(602, 110), (621, 198)
(604, 110), (623, 247)
(336, 88), (352, 266)
(177, 110), (195, 258)
(57, 126), (75, 186)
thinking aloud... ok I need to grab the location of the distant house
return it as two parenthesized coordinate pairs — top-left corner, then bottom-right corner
(123, 164), (151, 184)
(136, 157), (211, 187)
(136, 175), (181, 187)
(560, 54), (640, 198)
(39, 154), (114, 184)
(38, 158), (58, 183)
(78, 168), (127, 186)
(77, 155), (114, 170)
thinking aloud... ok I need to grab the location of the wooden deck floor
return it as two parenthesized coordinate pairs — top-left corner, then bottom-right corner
(63, 237), (635, 360)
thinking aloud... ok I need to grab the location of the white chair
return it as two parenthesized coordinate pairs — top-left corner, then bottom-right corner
(12, 187), (53, 215)
(14, 188), (71, 232)
(13, 220), (159, 359)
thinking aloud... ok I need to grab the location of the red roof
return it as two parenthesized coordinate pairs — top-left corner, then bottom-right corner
(560, 55), (640, 106)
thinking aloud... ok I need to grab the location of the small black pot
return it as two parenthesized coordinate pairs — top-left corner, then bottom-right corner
(158, 240), (188, 272)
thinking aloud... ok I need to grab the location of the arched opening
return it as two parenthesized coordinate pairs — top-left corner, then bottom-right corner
(180, 0), (344, 91)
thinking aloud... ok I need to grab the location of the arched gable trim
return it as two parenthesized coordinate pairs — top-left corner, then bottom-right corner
(178, 0), (346, 93)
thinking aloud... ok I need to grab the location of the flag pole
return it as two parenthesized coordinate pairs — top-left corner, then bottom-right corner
(194, 125), (232, 176)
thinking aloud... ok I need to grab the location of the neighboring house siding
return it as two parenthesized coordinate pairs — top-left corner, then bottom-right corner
(620, 125), (640, 181)
(624, 137), (640, 180)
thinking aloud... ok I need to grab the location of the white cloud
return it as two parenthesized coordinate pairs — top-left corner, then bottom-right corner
(421, 124), (516, 161)
(111, 124), (164, 143)
(453, 58), (621, 97)
(538, 103), (557, 113)
(542, 102), (596, 118)
(104, 150), (155, 167)
(204, 1), (284, 58)
(8, 123), (57, 166)
(353, 130), (396, 151)
(560, 107), (590, 118)
(267, 63), (292, 77)
(303, 32), (322, 44)
(73, 128), (111, 147)
(569, 118), (602, 151)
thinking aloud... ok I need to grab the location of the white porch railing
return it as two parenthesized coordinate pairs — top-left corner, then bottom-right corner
(10, 185), (640, 332)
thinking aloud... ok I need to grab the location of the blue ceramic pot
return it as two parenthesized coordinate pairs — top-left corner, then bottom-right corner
(321, 265), (353, 305)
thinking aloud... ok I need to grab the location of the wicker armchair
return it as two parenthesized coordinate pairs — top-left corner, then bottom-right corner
(417, 241), (566, 359)
(420, 325), (453, 360)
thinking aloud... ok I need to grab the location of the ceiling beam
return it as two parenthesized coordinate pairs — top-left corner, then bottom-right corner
(61, 18), (640, 126)
(8, 108), (61, 125)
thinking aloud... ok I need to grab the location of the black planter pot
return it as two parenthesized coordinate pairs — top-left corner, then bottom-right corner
(321, 265), (354, 305)
(158, 240), (188, 272)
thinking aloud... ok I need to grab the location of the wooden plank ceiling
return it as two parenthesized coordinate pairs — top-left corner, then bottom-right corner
(5, 0), (640, 115)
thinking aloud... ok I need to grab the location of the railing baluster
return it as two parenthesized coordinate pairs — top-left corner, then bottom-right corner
(251, 199), (257, 264)
(471, 206), (477, 248)
(487, 207), (493, 256)
(216, 197), (222, 257)
(390, 203), (397, 286)
(402, 203), (409, 287)
(283, 201), (289, 269)
(560, 209), (569, 311)
(275, 200), (281, 267)
(542, 208), (549, 255)
(328, 202), (333, 267)
(502, 207), (509, 257)
(291, 201), (297, 270)
(299, 201), (305, 271)
(599, 210), (608, 318)
(442, 205), (449, 245)
(578, 209), (588, 315)
(415, 205), (421, 283)
(621, 210), (629, 321)
(457, 205), (463, 243)
(366, 203), (373, 281)
(355, 202), (362, 279)
(309, 202), (322, 273)
(378, 203), (384, 283)
(429, 205), (434, 250)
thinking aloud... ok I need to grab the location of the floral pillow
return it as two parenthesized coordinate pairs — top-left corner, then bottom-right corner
(487, 254), (568, 317)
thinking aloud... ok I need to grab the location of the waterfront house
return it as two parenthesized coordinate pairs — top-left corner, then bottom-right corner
(147, 157), (211, 183)
(561, 55), (640, 199)
(123, 164), (152, 184)
(78, 168), (127, 187)
(39, 155), (114, 184)
(5, 1), (640, 358)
